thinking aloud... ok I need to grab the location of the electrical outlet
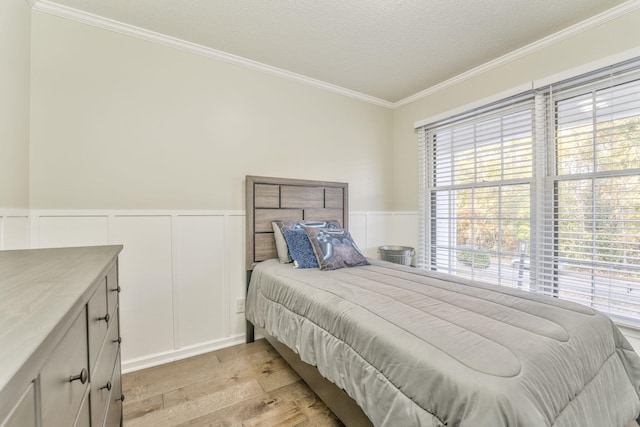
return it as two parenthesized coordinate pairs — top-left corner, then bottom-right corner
(235, 298), (245, 314)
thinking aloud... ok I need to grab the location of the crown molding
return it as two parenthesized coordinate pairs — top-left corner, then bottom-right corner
(394, 0), (640, 109)
(30, 0), (640, 110)
(30, 0), (394, 109)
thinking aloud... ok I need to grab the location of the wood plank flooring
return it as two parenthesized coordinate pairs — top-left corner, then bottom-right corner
(123, 339), (640, 427)
(122, 339), (344, 427)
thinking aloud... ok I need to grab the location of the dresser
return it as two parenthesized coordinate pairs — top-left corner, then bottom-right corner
(0, 245), (124, 427)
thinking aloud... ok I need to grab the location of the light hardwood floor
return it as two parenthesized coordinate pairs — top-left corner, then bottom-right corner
(123, 339), (640, 427)
(122, 339), (344, 427)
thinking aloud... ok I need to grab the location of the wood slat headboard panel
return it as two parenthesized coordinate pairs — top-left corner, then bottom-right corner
(246, 175), (349, 270)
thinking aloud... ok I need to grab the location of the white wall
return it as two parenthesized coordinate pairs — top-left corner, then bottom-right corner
(28, 11), (394, 212)
(0, 0), (31, 209)
(0, 211), (30, 250)
(392, 7), (640, 211)
(22, 209), (416, 372)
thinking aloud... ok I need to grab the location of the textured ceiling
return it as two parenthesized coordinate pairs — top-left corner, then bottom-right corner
(35, 0), (631, 103)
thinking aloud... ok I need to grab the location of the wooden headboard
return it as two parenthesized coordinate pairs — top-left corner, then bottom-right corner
(245, 175), (349, 270)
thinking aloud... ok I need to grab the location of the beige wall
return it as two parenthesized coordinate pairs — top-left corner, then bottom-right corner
(21, 6), (640, 212)
(392, 8), (640, 211)
(29, 12), (394, 211)
(0, 0), (31, 209)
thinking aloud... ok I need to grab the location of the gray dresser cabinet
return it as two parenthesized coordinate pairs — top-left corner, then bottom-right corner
(0, 245), (124, 427)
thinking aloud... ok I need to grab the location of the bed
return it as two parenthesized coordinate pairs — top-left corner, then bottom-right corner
(244, 175), (640, 427)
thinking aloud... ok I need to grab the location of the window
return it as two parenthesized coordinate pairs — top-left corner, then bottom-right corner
(417, 58), (640, 326)
(418, 96), (535, 287)
(538, 67), (640, 324)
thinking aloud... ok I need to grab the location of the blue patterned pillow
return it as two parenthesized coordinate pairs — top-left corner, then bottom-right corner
(272, 220), (342, 263)
(283, 229), (319, 268)
(304, 227), (369, 270)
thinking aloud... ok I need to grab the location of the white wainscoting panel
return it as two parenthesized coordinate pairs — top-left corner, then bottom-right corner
(115, 215), (175, 366)
(175, 215), (226, 348)
(8, 209), (640, 372)
(226, 214), (247, 337)
(348, 213), (368, 256)
(392, 212), (419, 250)
(0, 211), (30, 250)
(27, 210), (250, 373)
(37, 215), (109, 248)
(366, 213), (396, 256)
(351, 211), (419, 264)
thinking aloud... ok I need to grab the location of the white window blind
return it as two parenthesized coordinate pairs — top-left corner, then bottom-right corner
(418, 95), (535, 288)
(418, 57), (640, 326)
(537, 63), (640, 324)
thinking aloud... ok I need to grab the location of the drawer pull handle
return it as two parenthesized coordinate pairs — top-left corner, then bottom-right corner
(69, 368), (88, 384)
(100, 381), (112, 391)
(111, 286), (121, 293)
(117, 394), (125, 402)
(113, 337), (122, 344)
(97, 313), (110, 323)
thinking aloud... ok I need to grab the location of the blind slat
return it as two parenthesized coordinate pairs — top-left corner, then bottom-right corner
(418, 57), (640, 325)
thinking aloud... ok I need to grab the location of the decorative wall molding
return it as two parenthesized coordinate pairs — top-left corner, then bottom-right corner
(29, 0), (640, 110)
(0, 209), (30, 216)
(122, 334), (246, 374)
(3, 208), (640, 368)
(6, 209), (419, 372)
(30, 0), (393, 109)
(394, 1), (640, 108)
(0, 210), (30, 251)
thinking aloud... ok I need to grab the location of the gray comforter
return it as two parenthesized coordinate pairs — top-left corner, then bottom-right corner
(245, 259), (640, 427)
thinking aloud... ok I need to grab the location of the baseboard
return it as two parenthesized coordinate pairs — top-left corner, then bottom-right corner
(122, 334), (245, 373)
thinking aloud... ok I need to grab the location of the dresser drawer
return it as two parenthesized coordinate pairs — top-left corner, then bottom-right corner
(90, 311), (120, 427)
(104, 352), (123, 427)
(106, 262), (119, 320)
(72, 389), (90, 427)
(1, 382), (36, 427)
(40, 307), (88, 427)
(88, 279), (109, 371)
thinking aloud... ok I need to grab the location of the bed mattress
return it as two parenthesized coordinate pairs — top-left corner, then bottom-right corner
(246, 259), (640, 427)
